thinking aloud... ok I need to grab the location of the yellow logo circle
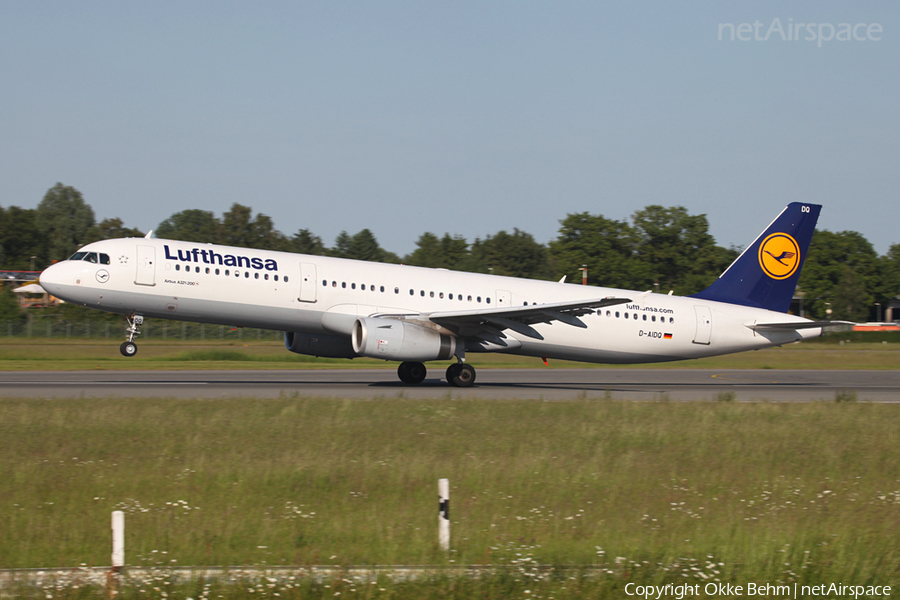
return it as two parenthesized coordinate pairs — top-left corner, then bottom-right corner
(759, 233), (800, 280)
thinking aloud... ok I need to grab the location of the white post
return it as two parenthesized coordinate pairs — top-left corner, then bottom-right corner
(438, 478), (450, 551)
(111, 510), (125, 571)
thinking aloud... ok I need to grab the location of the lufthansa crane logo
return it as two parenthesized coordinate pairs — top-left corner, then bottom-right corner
(759, 233), (800, 280)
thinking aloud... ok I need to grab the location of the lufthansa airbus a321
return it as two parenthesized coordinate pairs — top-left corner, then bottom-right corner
(39, 203), (839, 387)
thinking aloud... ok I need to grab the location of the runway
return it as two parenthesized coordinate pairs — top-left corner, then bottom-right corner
(1, 368), (899, 401)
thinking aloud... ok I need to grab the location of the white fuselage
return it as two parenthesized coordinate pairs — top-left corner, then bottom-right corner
(39, 237), (820, 364)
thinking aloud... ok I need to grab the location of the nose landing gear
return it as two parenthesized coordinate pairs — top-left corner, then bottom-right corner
(119, 314), (143, 357)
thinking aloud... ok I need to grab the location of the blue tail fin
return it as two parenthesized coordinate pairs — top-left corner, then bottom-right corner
(691, 202), (821, 313)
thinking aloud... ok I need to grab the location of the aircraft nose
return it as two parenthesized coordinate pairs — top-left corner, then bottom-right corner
(39, 262), (67, 296)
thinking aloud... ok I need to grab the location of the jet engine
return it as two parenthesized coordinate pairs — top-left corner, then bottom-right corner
(351, 317), (456, 362)
(285, 331), (357, 359)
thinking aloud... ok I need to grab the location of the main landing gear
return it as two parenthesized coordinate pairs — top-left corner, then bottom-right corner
(119, 314), (143, 357)
(396, 360), (477, 387)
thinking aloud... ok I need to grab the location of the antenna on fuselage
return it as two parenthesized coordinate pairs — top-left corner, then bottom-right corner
(144, 230), (155, 239)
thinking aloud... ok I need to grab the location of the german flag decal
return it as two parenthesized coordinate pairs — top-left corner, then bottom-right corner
(663, 333), (673, 339)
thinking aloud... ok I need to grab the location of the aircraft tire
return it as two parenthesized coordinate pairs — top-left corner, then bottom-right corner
(120, 341), (138, 357)
(398, 361), (426, 384)
(448, 363), (475, 387)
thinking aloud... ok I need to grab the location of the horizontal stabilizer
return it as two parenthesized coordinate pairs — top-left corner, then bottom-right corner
(747, 320), (855, 331)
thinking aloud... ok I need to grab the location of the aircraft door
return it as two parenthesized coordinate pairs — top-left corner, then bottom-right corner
(299, 263), (317, 303)
(135, 245), (156, 287)
(692, 305), (712, 345)
(496, 290), (511, 307)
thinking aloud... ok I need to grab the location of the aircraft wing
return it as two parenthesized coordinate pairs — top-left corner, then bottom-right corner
(379, 296), (631, 344)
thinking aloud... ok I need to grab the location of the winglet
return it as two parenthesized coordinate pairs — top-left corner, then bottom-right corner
(692, 203), (821, 313)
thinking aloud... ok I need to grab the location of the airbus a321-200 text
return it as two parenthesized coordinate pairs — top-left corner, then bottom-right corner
(39, 202), (840, 387)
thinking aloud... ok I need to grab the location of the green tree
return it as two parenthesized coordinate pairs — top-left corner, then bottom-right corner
(798, 230), (878, 319)
(34, 183), (95, 262)
(219, 204), (289, 251)
(0, 206), (44, 270)
(330, 229), (398, 263)
(831, 266), (870, 322)
(291, 228), (326, 256)
(0, 284), (26, 324)
(874, 244), (900, 317)
(631, 205), (726, 295)
(156, 209), (220, 243)
(85, 218), (144, 243)
(468, 229), (550, 279)
(404, 233), (470, 270)
(548, 213), (639, 288)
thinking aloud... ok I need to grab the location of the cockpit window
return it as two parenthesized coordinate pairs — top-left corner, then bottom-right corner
(99, 253), (110, 265)
(85, 252), (99, 263)
(69, 252), (87, 261)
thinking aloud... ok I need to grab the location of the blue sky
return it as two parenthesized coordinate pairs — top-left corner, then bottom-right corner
(2, 2), (897, 255)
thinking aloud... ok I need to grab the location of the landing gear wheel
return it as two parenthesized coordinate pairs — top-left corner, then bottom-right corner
(398, 361), (427, 384)
(447, 363), (476, 387)
(119, 341), (138, 357)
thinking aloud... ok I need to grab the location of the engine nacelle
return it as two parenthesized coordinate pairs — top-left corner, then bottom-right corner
(285, 331), (357, 359)
(351, 317), (456, 362)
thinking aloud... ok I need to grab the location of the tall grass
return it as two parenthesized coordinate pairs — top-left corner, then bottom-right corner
(1, 398), (898, 590)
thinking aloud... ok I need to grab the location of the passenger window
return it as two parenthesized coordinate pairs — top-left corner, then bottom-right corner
(486, 297), (491, 304)
(420, 290), (425, 297)
(643, 314), (647, 321)
(245, 272), (250, 278)
(284, 276), (289, 282)
(265, 273), (269, 280)
(322, 279), (327, 286)
(225, 269), (230, 276)
(205, 267), (210, 274)
(624, 312), (628, 319)
(651, 315), (656, 322)
(429, 291), (434, 298)
(477, 296), (481, 303)
(371, 285), (375, 291)
(449, 294), (454, 300)
(216, 268), (220, 275)
(467, 295), (472, 302)
(615, 311), (620, 318)
(274, 275), (278, 281)
(633, 313), (638, 320)
(342, 282), (346, 288)
(175, 264), (180, 271)
(409, 289), (414, 295)
(196, 266), (200, 273)
(100, 254), (111, 265)
(351, 283), (356, 290)
(255, 272), (259, 279)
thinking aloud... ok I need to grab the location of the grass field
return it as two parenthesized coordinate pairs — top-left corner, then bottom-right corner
(2, 397), (899, 598)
